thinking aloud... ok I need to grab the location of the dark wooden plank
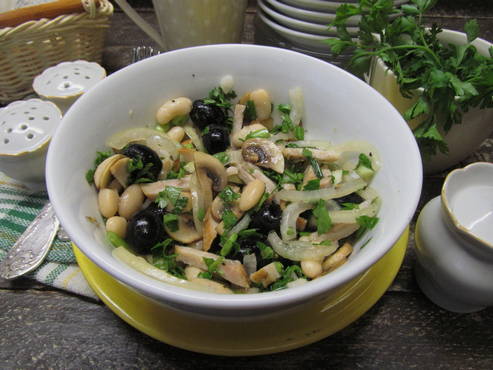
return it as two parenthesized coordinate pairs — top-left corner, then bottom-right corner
(0, 289), (492, 369)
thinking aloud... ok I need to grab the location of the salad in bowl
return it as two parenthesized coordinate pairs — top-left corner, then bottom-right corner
(86, 77), (381, 294)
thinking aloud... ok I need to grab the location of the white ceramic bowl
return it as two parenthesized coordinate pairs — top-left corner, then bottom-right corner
(279, 0), (408, 12)
(259, 0), (359, 36)
(46, 44), (422, 318)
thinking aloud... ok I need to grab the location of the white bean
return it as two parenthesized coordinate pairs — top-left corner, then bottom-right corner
(106, 216), (128, 238)
(98, 188), (119, 218)
(118, 184), (144, 219)
(239, 179), (265, 211)
(156, 97), (192, 125)
(301, 260), (323, 279)
(167, 126), (185, 143)
(250, 89), (272, 120)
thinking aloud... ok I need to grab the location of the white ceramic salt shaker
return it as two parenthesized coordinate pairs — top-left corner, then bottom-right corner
(414, 162), (493, 313)
(0, 99), (62, 187)
(33, 60), (106, 113)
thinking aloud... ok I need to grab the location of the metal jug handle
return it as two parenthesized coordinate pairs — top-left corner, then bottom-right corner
(113, 0), (166, 50)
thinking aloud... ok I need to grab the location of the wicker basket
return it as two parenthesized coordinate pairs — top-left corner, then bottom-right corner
(0, 0), (113, 104)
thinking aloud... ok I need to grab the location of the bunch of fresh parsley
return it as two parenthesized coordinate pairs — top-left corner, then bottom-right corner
(326, 0), (493, 158)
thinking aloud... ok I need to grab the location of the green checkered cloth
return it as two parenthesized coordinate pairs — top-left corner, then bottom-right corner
(0, 172), (98, 300)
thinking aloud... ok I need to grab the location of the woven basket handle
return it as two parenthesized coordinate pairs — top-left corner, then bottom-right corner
(0, 0), (101, 28)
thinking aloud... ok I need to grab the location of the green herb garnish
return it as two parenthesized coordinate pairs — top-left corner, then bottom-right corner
(256, 241), (275, 260)
(106, 231), (130, 249)
(163, 213), (179, 232)
(155, 186), (188, 214)
(270, 264), (305, 291)
(85, 150), (113, 184)
(220, 232), (238, 257)
(198, 256), (224, 279)
(243, 128), (271, 141)
(313, 199), (332, 234)
(326, 0), (493, 158)
(222, 209), (238, 231)
(244, 100), (257, 122)
(356, 215), (379, 239)
(219, 186), (240, 204)
(213, 151), (230, 164)
(303, 178), (321, 190)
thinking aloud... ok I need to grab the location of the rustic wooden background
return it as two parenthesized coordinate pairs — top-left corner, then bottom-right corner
(1, 1), (492, 369)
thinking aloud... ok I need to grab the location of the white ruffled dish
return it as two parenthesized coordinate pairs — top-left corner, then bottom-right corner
(33, 60), (106, 113)
(257, 9), (356, 51)
(264, 0), (360, 25)
(279, 0), (408, 12)
(0, 99), (62, 186)
(259, 0), (359, 36)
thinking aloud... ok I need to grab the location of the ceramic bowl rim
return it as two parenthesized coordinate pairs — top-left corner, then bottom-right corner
(441, 162), (493, 249)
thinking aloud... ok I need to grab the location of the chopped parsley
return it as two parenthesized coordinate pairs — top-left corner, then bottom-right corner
(198, 256), (224, 279)
(256, 241), (275, 260)
(243, 128), (271, 141)
(357, 153), (373, 170)
(313, 199), (332, 234)
(303, 148), (323, 178)
(356, 215), (379, 239)
(213, 151), (230, 164)
(220, 232), (238, 257)
(166, 162), (187, 179)
(271, 104), (304, 140)
(203, 86), (237, 110)
(163, 213), (179, 232)
(155, 186), (188, 214)
(244, 100), (257, 122)
(270, 264), (305, 291)
(219, 186), (240, 204)
(303, 178), (321, 190)
(151, 238), (185, 279)
(85, 150), (113, 184)
(222, 209), (238, 231)
(127, 157), (155, 184)
(341, 202), (359, 210)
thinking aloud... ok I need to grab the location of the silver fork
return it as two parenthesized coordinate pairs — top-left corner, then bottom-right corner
(0, 47), (161, 280)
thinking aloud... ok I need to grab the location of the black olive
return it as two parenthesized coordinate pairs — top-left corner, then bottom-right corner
(335, 192), (365, 206)
(122, 143), (162, 181)
(202, 124), (230, 154)
(126, 208), (165, 254)
(250, 202), (282, 233)
(190, 99), (226, 129)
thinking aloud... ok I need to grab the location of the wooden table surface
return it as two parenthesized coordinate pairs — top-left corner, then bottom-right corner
(1, 2), (493, 369)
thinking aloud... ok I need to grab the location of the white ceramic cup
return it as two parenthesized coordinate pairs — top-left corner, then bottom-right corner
(114, 0), (248, 51)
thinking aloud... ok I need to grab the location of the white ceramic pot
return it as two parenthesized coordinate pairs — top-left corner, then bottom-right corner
(368, 29), (493, 174)
(415, 162), (493, 313)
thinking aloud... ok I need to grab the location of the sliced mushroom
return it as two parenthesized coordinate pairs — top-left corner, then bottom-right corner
(241, 138), (285, 173)
(93, 154), (125, 189)
(235, 161), (277, 193)
(210, 195), (243, 222)
(178, 147), (196, 162)
(232, 123), (267, 148)
(231, 104), (246, 140)
(110, 157), (131, 188)
(189, 277), (233, 294)
(164, 213), (202, 244)
(140, 176), (191, 200)
(202, 208), (218, 251)
(174, 246), (250, 288)
(249, 262), (281, 288)
(282, 147), (340, 163)
(193, 151), (228, 211)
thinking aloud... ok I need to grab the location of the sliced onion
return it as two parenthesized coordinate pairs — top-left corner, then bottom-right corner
(243, 253), (257, 276)
(287, 278), (308, 289)
(289, 87), (304, 126)
(113, 247), (230, 294)
(227, 213), (251, 236)
(145, 134), (179, 160)
(329, 198), (381, 224)
(269, 132), (295, 143)
(275, 178), (366, 203)
(318, 223), (359, 241)
(281, 201), (314, 241)
(334, 140), (381, 171)
(267, 232), (338, 261)
(106, 127), (172, 151)
(358, 186), (379, 202)
(184, 125), (205, 152)
(190, 172), (204, 234)
(289, 140), (334, 150)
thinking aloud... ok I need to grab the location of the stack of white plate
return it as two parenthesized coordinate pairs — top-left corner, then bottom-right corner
(255, 0), (408, 65)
